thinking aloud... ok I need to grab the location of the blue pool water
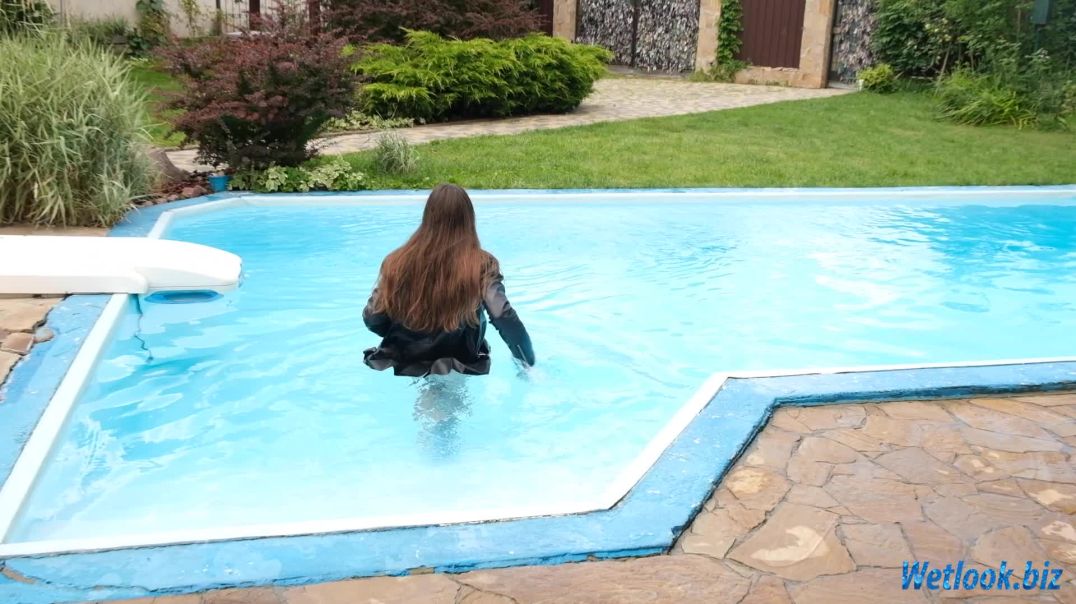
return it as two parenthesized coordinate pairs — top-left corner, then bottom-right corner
(7, 191), (1076, 544)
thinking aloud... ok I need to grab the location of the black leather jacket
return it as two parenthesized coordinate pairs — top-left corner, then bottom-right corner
(362, 273), (535, 377)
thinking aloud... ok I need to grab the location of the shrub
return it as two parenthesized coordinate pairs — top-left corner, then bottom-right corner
(0, 0), (52, 36)
(160, 5), (357, 170)
(696, 60), (748, 83)
(696, 0), (746, 82)
(873, 0), (1076, 77)
(231, 158), (367, 192)
(354, 31), (611, 122)
(935, 53), (1074, 130)
(323, 111), (415, 133)
(325, 0), (543, 44)
(872, 0), (957, 77)
(498, 34), (611, 114)
(68, 17), (136, 53)
(0, 34), (156, 226)
(1041, 0), (1076, 70)
(136, 0), (170, 49)
(373, 132), (419, 174)
(935, 69), (1037, 127)
(68, 18), (158, 58)
(872, 0), (1075, 130)
(859, 63), (898, 93)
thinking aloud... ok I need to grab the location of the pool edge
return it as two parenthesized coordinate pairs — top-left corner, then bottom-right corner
(1, 367), (1074, 602)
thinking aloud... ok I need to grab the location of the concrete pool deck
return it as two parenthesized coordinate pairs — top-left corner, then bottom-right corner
(88, 391), (1076, 604)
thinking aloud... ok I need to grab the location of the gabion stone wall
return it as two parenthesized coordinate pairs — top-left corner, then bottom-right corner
(635, 0), (700, 72)
(829, 0), (876, 83)
(576, 0), (701, 73)
(576, 0), (635, 66)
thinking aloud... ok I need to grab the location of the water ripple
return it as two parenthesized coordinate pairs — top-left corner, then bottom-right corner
(10, 199), (1076, 543)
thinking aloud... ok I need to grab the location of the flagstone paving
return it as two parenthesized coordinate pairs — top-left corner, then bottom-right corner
(165, 78), (848, 172)
(87, 391), (1076, 603)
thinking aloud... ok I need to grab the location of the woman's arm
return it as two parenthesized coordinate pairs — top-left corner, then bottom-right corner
(482, 274), (536, 366)
(363, 288), (392, 337)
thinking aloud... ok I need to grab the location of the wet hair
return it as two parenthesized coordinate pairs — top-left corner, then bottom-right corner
(373, 184), (498, 332)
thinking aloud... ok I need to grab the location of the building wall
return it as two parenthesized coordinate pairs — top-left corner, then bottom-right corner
(47, 0), (233, 37)
(557, 0), (836, 88)
(552, 0), (577, 40)
(694, 0), (721, 71)
(48, 0), (138, 26)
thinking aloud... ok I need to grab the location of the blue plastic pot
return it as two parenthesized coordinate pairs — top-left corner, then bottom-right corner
(208, 174), (231, 193)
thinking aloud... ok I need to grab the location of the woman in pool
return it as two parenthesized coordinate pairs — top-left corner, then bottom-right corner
(362, 183), (535, 376)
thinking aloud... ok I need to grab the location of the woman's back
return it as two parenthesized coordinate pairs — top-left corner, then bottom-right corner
(362, 184), (534, 377)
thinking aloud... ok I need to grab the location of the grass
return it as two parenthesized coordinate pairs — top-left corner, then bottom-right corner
(127, 60), (185, 148)
(337, 92), (1075, 189)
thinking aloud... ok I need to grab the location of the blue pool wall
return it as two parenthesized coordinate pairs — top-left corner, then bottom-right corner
(1, 187), (1076, 603)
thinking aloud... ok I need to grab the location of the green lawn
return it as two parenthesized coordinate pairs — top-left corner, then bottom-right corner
(341, 92), (1076, 189)
(128, 61), (185, 148)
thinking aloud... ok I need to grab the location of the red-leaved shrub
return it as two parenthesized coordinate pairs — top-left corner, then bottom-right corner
(160, 5), (356, 170)
(325, 0), (544, 45)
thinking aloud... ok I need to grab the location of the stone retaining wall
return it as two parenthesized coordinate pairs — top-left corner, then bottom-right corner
(829, 0), (877, 84)
(560, 0), (838, 87)
(574, 0), (701, 72)
(576, 0), (635, 65)
(635, 0), (701, 72)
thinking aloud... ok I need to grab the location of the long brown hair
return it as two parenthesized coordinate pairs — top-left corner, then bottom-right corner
(373, 184), (498, 332)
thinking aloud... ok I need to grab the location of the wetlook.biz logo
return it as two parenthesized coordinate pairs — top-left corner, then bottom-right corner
(902, 561), (1063, 592)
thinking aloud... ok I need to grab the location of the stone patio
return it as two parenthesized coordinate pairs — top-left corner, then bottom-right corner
(165, 78), (848, 172)
(91, 392), (1076, 603)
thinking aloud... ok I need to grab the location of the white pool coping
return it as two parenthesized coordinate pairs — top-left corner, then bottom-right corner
(1, 188), (1075, 557)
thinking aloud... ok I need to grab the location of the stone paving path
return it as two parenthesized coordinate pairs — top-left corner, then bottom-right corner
(165, 78), (848, 172)
(98, 391), (1076, 604)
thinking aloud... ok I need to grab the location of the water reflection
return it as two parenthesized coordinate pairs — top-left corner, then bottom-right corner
(413, 373), (471, 459)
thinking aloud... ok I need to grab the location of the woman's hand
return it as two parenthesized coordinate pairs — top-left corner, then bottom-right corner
(515, 359), (545, 381)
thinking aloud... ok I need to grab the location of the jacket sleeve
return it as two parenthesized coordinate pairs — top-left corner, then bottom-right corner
(482, 273), (535, 366)
(363, 288), (392, 337)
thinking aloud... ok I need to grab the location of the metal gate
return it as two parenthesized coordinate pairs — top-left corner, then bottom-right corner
(575, 0), (700, 72)
(204, 0), (251, 32)
(217, 0), (324, 32)
(738, 0), (806, 69)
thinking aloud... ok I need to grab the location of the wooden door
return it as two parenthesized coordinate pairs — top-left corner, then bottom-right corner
(738, 0), (806, 68)
(536, 0), (555, 34)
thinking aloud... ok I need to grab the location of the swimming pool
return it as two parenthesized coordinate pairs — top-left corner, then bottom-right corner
(1, 187), (1075, 598)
